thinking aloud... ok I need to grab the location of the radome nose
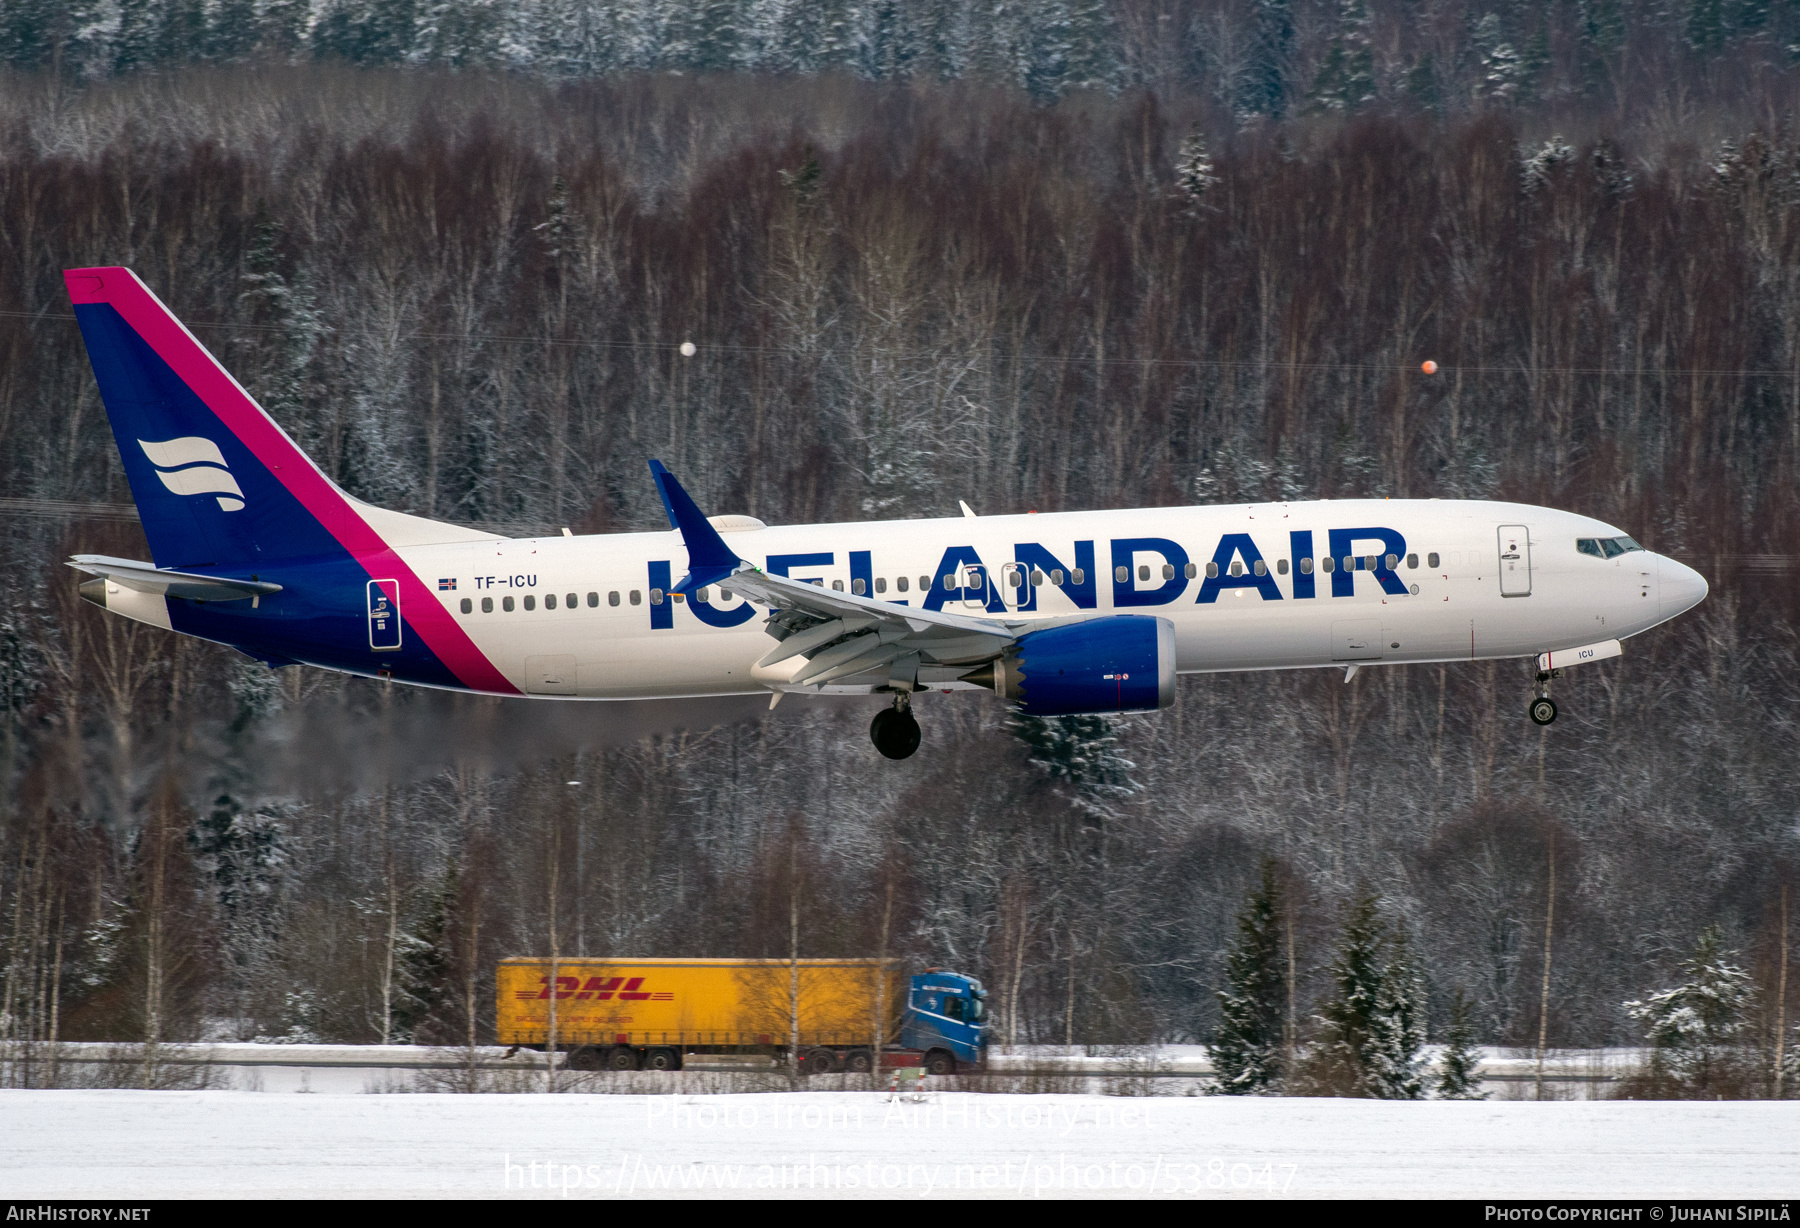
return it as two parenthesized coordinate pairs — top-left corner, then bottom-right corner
(1659, 555), (1708, 618)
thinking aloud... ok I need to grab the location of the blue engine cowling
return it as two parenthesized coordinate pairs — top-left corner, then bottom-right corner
(968, 615), (1176, 716)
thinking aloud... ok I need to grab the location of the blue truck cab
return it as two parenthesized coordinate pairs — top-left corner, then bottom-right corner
(899, 969), (988, 1073)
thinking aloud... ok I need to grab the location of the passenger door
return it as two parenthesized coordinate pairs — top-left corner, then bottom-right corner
(1498, 525), (1532, 597)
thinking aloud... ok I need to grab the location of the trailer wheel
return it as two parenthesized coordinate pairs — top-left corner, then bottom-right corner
(923, 1049), (956, 1076)
(643, 1047), (680, 1072)
(566, 1045), (604, 1071)
(799, 1047), (839, 1075)
(843, 1049), (874, 1073)
(605, 1045), (641, 1071)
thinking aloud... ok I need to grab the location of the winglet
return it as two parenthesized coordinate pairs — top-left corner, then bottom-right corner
(647, 460), (743, 593)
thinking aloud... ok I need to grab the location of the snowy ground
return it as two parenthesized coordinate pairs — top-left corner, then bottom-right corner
(1, 1089), (1794, 1199)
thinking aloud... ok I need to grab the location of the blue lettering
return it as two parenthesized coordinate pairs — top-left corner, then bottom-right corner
(922, 546), (1004, 613)
(1290, 531), (1314, 599)
(849, 550), (877, 602)
(1326, 527), (1409, 597)
(648, 560), (674, 630)
(1111, 538), (1190, 607)
(1012, 542), (1097, 610)
(1197, 534), (1282, 603)
(688, 583), (756, 628)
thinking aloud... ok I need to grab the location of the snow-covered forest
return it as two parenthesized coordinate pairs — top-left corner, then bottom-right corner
(1, 2), (1798, 1088)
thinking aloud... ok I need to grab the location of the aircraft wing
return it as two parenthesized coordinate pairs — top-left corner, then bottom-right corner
(68, 554), (283, 601)
(647, 461), (1017, 686)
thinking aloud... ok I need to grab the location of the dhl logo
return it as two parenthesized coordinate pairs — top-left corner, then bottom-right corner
(514, 975), (675, 1002)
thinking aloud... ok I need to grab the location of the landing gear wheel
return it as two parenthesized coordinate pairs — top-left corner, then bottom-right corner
(1529, 696), (1558, 726)
(870, 707), (921, 760)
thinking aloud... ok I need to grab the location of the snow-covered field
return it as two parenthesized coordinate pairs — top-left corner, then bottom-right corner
(1, 1089), (1794, 1199)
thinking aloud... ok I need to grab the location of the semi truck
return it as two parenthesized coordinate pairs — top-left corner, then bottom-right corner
(496, 957), (987, 1074)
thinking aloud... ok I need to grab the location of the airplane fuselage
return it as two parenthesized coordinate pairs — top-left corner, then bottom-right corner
(100, 497), (1699, 699)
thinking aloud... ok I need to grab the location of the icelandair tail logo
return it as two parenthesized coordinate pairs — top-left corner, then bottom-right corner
(138, 437), (244, 512)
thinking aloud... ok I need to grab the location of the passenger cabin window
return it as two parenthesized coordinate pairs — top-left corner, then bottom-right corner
(919, 576), (930, 591)
(943, 575), (955, 590)
(1229, 561), (1243, 577)
(895, 576), (907, 592)
(874, 578), (886, 594)
(545, 594), (556, 610)
(1030, 570), (1045, 586)
(1116, 566), (1130, 583)
(672, 592), (684, 603)
(566, 592), (576, 608)
(1406, 553), (1418, 569)
(1205, 562), (1219, 578)
(630, 590), (642, 605)
(1427, 553), (1440, 569)
(1299, 558), (1313, 574)
(502, 596), (515, 612)
(1321, 557), (1335, 573)
(606, 591), (618, 606)
(649, 589), (663, 605)
(1184, 562), (1197, 579)
(481, 597), (494, 613)
(1050, 569), (1065, 585)
(523, 595), (536, 611)
(696, 588), (710, 603)
(460, 598), (472, 614)
(1137, 565), (1149, 582)
(1161, 563), (1174, 580)
(1072, 569), (1085, 584)
(1278, 559), (1289, 575)
(1385, 554), (1398, 570)
(1254, 560), (1267, 576)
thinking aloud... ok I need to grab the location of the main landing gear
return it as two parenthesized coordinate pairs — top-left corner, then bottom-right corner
(870, 691), (922, 760)
(1528, 670), (1559, 726)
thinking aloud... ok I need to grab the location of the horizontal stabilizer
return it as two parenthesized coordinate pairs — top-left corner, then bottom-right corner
(68, 554), (281, 601)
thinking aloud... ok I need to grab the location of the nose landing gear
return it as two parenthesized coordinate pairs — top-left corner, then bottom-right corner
(1528, 670), (1559, 725)
(870, 691), (921, 760)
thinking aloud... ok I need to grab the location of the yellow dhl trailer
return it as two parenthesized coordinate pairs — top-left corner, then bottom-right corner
(496, 956), (988, 1074)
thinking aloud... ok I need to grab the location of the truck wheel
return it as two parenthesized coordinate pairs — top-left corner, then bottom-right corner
(843, 1049), (874, 1073)
(799, 1047), (839, 1075)
(605, 1045), (641, 1071)
(643, 1047), (680, 1072)
(923, 1050), (955, 1076)
(566, 1045), (604, 1071)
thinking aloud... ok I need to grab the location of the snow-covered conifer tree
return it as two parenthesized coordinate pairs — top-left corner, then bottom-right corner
(1436, 988), (1487, 1099)
(1373, 924), (1426, 1099)
(1208, 860), (1287, 1094)
(1624, 925), (1756, 1094)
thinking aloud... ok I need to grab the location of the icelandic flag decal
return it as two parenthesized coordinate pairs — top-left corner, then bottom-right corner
(438, 578), (457, 592)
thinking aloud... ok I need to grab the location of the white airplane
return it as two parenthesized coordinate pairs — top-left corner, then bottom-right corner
(64, 267), (1707, 759)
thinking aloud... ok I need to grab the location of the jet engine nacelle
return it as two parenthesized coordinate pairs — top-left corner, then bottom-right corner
(964, 615), (1176, 716)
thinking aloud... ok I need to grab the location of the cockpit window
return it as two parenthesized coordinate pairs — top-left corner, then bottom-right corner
(1579, 536), (1644, 559)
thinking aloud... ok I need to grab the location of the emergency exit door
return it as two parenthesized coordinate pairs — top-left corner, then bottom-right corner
(1497, 526), (1532, 597)
(367, 579), (402, 650)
